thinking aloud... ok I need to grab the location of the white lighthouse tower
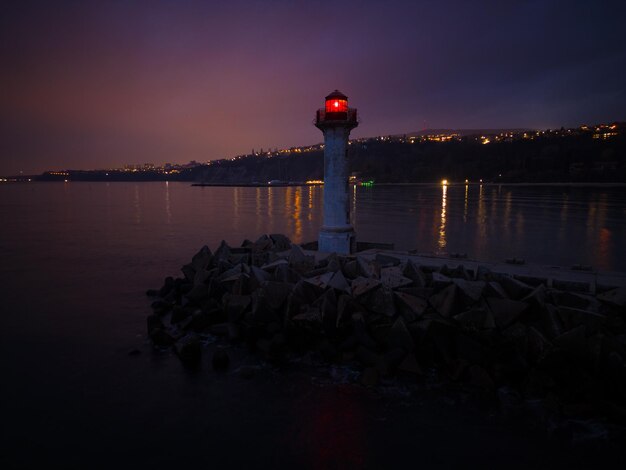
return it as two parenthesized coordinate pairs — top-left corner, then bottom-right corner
(315, 90), (358, 254)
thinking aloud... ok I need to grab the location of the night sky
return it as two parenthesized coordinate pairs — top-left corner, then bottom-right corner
(1, 0), (625, 175)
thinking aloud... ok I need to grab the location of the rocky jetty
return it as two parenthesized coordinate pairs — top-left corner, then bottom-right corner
(147, 234), (626, 442)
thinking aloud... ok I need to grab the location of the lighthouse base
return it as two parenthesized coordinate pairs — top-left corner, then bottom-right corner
(318, 226), (355, 255)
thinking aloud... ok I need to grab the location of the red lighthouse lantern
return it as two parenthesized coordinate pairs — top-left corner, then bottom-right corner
(325, 90), (349, 114)
(315, 89), (357, 126)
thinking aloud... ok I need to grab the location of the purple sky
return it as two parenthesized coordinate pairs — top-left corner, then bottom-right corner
(1, 0), (625, 174)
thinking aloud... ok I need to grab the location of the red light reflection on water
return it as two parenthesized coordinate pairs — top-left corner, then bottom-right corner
(596, 227), (612, 271)
(287, 387), (366, 468)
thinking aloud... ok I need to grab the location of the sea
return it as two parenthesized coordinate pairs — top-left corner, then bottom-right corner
(1, 181), (625, 468)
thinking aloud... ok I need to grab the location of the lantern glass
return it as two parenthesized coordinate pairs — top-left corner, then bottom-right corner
(325, 99), (348, 113)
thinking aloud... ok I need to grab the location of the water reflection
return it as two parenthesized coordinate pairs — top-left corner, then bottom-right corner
(294, 186), (302, 241)
(438, 184), (447, 251)
(463, 184), (468, 223)
(165, 181), (171, 224)
(133, 184), (141, 224)
(18, 182), (621, 271)
(255, 187), (262, 233)
(503, 190), (512, 236)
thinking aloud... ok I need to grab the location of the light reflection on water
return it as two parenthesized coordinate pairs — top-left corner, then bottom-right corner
(438, 184), (447, 251)
(1, 182), (625, 272)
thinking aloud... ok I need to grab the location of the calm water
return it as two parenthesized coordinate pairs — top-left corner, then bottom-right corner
(1, 182), (625, 468)
(2, 182), (623, 271)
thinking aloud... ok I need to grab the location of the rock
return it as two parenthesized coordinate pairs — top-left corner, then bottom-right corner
(239, 366), (255, 379)
(213, 240), (231, 262)
(327, 270), (351, 293)
(450, 264), (472, 280)
(402, 259), (426, 287)
(398, 286), (433, 299)
(191, 245), (212, 271)
(305, 271), (334, 290)
(429, 284), (459, 318)
(353, 315), (378, 350)
(253, 234), (273, 252)
(375, 348), (407, 376)
(230, 273), (251, 295)
(273, 263), (301, 283)
(375, 253), (401, 267)
(538, 304), (565, 339)
(158, 276), (175, 297)
(397, 353), (422, 375)
(288, 244), (314, 272)
(217, 263), (247, 282)
(431, 272), (452, 290)
(553, 325), (587, 356)
(439, 264), (452, 276)
(351, 276), (382, 297)
(149, 328), (175, 348)
(500, 276), (533, 300)
(558, 306), (606, 335)
(356, 256), (375, 278)
(292, 279), (325, 304)
(260, 281), (293, 310)
(269, 233), (291, 251)
(475, 265), (493, 281)
(388, 317), (414, 352)
(212, 349), (230, 371)
(249, 265), (271, 291)
(457, 333), (488, 365)
(228, 322), (241, 342)
(342, 260), (359, 279)
(452, 279), (485, 305)
(185, 310), (212, 332)
(597, 286), (626, 308)
(175, 334), (202, 364)
(147, 314), (163, 333)
(527, 326), (552, 363)
(454, 307), (495, 330)
(423, 319), (458, 366)
(369, 287), (396, 317)
(486, 297), (528, 329)
(394, 291), (428, 321)
(193, 269), (212, 287)
(359, 367), (380, 386)
(181, 264), (196, 283)
(497, 386), (524, 419)
(171, 306), (191, 324)
(551, 290), (591, 310)
(128, 348), (141, 356)
(223, 293), (251, 322)
(146, 289), (159, 297)
(261, 258), (289, 272)
(151, 300), (172, 316)
(484, 281), (509, 299)
(380, 266), (413, 290)
(335, 294), (353, 328)
(185, 284), (208, 303)
(292, 307), (322, 328)
(320, 289), (339, 334)
(521, 284), (548, 309)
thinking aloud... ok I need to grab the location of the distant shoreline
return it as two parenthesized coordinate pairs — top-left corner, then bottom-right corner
(2, 180), (625, 188)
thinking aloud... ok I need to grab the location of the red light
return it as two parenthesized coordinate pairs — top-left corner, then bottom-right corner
(325, 98), (348, 113)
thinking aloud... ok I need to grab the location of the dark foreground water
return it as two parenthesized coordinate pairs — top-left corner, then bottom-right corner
(1, 182), (625, 468)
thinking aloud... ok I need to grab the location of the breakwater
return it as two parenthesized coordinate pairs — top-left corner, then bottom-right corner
(147, 234), (626, 443)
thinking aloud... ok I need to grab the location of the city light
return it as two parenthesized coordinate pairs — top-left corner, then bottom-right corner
(441, 179), (448, 186)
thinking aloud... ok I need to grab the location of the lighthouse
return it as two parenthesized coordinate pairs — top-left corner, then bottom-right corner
(315, 90), (358, 254)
